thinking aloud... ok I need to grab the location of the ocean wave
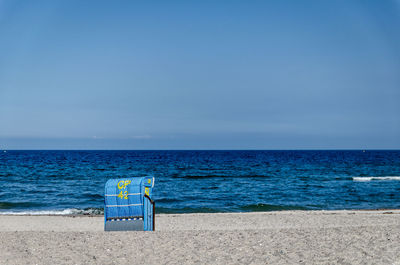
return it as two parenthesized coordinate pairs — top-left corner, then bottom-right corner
(80, 193), (103, 199)
(155, 206), (221, 214)
(0, 208), (104, 215)
(156, 198), (183, 203)
(0, 202), (45, 209)
(353, 176), (400, 182)
(240, 203), (308, 211)
(173, 174), (273, 179)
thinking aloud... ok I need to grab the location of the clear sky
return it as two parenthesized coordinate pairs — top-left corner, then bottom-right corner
(0, 0), (399, 149)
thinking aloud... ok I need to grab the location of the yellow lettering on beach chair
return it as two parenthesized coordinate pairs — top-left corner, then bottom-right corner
(117, 180), (131, 189)
(124, 180), (131, 188)
(117, 181), (124, 189)
(118, 190), (128, 199)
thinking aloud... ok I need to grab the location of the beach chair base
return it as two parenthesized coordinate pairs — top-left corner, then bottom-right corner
(105, 219), (144, 231)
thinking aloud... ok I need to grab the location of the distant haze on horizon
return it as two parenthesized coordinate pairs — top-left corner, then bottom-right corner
(0, 0), (399, 150)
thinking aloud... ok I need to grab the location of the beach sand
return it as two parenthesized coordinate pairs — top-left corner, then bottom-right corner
(0, 210), (399, 264)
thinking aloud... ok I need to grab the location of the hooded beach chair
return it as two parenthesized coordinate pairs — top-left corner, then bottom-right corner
(104, 176), (155, 231)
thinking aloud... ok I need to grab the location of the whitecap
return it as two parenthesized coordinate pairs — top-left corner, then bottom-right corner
(353, 176), (400, 182)
(0, 208), (103, 215)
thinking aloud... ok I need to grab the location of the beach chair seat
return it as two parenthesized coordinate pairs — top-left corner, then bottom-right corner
(104, 176), (155, 231)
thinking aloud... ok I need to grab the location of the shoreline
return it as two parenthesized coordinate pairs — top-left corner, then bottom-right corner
(1, 207), (400, 216)
(1, 210), (399, 264)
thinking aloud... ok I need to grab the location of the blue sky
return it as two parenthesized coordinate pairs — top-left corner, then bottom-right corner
(0, 0), (399, 149)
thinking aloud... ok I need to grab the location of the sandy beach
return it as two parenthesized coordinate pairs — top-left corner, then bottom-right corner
(0, 210), (399, 264)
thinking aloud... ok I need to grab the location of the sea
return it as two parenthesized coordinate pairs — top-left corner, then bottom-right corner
(0, 150), (400, 215)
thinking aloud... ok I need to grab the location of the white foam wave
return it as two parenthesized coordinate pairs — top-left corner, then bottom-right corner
(353, 176), (400, 182)
(0, 208), (103, 215)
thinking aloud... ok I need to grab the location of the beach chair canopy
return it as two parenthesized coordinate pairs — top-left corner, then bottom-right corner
(104, 176), (155, 231)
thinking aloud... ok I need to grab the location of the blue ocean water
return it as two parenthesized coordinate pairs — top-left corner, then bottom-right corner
(0, 150), (400, 215)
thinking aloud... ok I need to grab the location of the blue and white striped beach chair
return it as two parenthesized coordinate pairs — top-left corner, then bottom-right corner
(104, 177), (155, 231)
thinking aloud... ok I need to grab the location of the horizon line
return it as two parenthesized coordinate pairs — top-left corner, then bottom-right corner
(2, 149), (400, 151)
